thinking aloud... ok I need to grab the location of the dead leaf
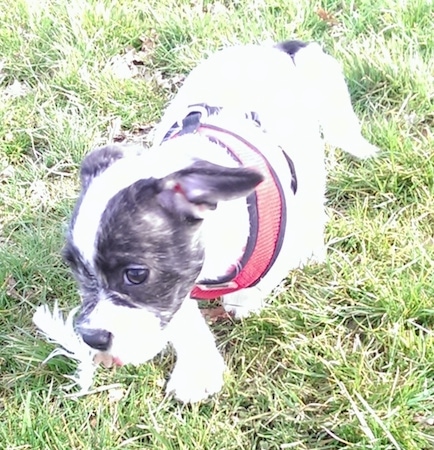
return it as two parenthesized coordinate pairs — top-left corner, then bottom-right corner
(5, 275), (20, 300)
(0, 163), (15, 181)
(3, 80), (30, 99)
(153, 71), (185, 92)
(29, 180), (49, 205)
(139, 30), (158, 54)
(316, 8), (339, 26)
(201, 304), (234, 323)
(414, 414), (434, 426)
(107, 47), (149, 80)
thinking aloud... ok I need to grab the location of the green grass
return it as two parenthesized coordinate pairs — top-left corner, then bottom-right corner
(1, 0), (433, 448)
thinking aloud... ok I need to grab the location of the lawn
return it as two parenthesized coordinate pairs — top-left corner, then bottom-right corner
(0, 0), (433, 448)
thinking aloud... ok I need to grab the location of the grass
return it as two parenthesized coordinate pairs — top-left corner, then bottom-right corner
(0, 0), (433, 448)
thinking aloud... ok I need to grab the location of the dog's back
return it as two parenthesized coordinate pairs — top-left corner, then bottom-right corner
(154, 41), (377, 159)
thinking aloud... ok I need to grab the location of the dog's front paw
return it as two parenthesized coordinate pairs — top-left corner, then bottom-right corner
(166, 353), (225, 403)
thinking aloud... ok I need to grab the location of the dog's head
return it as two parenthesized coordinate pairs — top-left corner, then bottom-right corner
(64, 143), (262, 365)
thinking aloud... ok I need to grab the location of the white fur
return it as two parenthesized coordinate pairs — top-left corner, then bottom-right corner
(154, 43), (377, 321)
(73, 297), (225, 402)
(80, 299), (167, 366)
(69, 42), (377, 402)
(151, 43), (377, 398)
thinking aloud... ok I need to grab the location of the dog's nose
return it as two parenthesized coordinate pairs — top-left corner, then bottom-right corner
(80, 328), (113, 351)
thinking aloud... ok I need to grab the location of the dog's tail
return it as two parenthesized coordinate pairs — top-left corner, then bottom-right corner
(276, 40), (378, 159)
(274, 40), (308, 59)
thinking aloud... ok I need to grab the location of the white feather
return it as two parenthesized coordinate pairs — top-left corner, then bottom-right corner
(32, 302), (98, 393)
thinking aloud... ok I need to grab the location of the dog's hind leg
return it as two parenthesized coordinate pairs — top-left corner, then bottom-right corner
(290, 43), (379, 159)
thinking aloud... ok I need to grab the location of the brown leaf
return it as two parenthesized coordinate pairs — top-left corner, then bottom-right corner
(316, 8), (339, 26)
(90, 416), (97, 428)
(139, 30), (158, 54)
(414, 414), (434, 426)
(5, 275), (20, 300)
(107, 48), (148, 80)
(201, 304), (234, 323)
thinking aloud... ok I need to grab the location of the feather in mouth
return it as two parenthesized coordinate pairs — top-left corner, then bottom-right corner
(33, 302), (125, 394)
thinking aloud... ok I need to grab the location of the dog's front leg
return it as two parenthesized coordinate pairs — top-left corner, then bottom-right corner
(165, 298), (225, 403)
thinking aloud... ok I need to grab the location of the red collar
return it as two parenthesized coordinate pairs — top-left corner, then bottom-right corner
(163, 107), (296, 300)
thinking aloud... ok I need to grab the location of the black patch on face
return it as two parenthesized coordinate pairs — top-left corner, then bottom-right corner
(64, 236), (140, 333)
(62, 240), (102, 318)
(90, 178), (204, 325)
(80, 145), (126, 191)
(275, 40), (308, 58)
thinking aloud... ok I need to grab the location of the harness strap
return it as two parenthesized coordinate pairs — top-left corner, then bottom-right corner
(190, 124), (287, 299)
(162, 104), (297, 300)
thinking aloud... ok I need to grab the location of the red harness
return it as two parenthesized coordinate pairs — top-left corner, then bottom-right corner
(163, 106), (296, 300)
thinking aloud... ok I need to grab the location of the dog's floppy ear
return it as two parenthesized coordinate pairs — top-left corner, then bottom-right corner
(157, 160), (263, 220)
(79, 145), (126, 191)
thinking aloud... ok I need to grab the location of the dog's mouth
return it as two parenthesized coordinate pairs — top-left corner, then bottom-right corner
(93, 352), (124, 368)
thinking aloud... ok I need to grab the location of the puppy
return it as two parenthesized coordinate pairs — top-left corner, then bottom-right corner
(63, 40), (377, 403)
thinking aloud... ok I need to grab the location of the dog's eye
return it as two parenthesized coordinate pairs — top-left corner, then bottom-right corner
(124, 267), (149, 285)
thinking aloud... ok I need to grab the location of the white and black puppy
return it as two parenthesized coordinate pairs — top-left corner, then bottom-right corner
(63, 40), (378, 403)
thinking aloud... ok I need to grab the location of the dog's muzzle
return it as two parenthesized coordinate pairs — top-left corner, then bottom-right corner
(79, 327), (113, 351)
